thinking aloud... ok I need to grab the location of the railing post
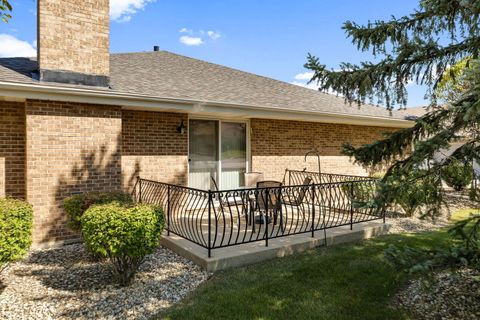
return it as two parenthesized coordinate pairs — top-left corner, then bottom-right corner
(265, 188), (269, 247)
(311, 184), (315, 238)
(323, 185), (328, 246)
(138, 177), (142, 203)
(208, 190), (212, 258)
(167, 185), (171, 236)
(350, 182), (354, 230)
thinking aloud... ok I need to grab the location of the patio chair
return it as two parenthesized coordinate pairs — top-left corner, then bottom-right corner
(283, 176), (312, 206)
(250, 180), (283, 232)
(281, 176), (313, 227)
(210, 176), (246, 205)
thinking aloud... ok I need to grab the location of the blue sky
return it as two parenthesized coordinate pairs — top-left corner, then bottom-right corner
(1, 0), (428, 107)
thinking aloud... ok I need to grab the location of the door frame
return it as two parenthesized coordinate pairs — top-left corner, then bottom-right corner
(187, 115), (251, 189)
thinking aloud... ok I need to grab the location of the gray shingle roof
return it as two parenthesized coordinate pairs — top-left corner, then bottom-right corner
(0, 51), (408, 120)
(0, 57), (38, 83)
(398, 106), (429, 119)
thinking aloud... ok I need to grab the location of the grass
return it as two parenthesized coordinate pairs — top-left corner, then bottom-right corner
(158, 209), (477, 320)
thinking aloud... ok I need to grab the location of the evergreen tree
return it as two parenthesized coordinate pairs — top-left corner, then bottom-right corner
(305, 0), (480, 219)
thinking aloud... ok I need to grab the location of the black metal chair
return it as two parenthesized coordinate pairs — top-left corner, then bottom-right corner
(281, 176), (313, 228)
(283, 176), (312, 206)
(210, 176), (245, 205)
(210, 176), (249, 223)
(250, 180), (283, 232)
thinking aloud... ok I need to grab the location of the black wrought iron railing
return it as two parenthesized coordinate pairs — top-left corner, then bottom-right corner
(286, 169), (374, 185)
(133, 175), (384, 257)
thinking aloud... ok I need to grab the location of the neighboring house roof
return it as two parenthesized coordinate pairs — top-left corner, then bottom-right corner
(0, 51), (411, 121)
(398, 106), (429, 120)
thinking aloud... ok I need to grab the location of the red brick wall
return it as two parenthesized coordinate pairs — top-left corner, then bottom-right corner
(1, 100), (398, 247)
(0, 157), (4, 198)
(250, 119), (393, 181)
(0, 101), (26, 199)
(25, 100), (122, 246)
(122, 110), (188, 191)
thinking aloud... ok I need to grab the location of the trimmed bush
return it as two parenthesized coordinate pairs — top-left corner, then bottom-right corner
(63, 192), (133, 231)
(81, 203), (164, 286)
(0, 198), (33, 271)
(441, 160), (473, 191)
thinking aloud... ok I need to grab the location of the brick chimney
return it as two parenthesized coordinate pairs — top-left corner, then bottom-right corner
(37, 0), (110, 87)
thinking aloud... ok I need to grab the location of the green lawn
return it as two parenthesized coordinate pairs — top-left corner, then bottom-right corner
(159, 210), (475, 320)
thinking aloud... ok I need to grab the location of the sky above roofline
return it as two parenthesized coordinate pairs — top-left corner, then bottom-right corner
(1, 0), (429, 108)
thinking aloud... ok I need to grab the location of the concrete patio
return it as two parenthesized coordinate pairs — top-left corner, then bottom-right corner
(161, 220), (389, 272)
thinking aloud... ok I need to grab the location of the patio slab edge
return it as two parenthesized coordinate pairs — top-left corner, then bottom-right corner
(161, 221), (389, 272)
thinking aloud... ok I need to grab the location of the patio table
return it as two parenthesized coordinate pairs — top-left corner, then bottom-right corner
(246, 181), (283, 232)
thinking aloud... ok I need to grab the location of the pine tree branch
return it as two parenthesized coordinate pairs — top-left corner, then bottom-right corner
(306, 37), (480, 108)
(344, 0), (480, 55)
(306, 2), (480, 220)
(343, 79), (480, 168)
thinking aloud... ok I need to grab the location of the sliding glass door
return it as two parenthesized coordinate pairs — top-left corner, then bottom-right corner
(220, 122), (247, 189)
(189, 119), (247, 190)
(188, 120), (219, 190)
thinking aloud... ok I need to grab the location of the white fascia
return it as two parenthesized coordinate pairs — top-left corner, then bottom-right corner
(0, 81), (414, 128)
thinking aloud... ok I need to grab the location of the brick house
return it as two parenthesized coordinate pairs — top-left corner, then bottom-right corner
(0, 0), (413, 247)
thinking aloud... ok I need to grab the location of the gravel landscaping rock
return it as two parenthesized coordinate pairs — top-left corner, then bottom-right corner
(387, 215), (451, 234)
(394, 268), (480, 320)
(0, 244), (208, 320)
(387, 191), (480, 319)
(387, 191), (478, 234)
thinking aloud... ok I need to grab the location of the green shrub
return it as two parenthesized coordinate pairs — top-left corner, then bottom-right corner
(441, 160), (473, 191)
(81, 202), (164, 286)
(0, 198), (33, 271)
(342, 181), (378, 207)
(394, 178), (429, 217)
(395, 190), (422, 217)
(389, 169), (440, 217)
(63, 192), (133, 231)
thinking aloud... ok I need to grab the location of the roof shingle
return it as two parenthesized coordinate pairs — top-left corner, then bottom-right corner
(0, 51), (410, 120)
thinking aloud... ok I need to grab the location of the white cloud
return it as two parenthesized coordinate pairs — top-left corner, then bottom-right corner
(179, 28), (192, 33)
(291, 73), (340, 96)
(110, 0), (155, 22)
(207, 31), (221, 40)
(291, 72), (318, 90)
(179, 35), (204, 46)
(0, 34), (37, 58)
(294, 71), (314, 81)
(178, 28), (221, 46)
(290, 80), (320, 90)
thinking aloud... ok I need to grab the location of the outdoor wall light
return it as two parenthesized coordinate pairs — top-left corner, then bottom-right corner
(176, 120), (186, 134)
